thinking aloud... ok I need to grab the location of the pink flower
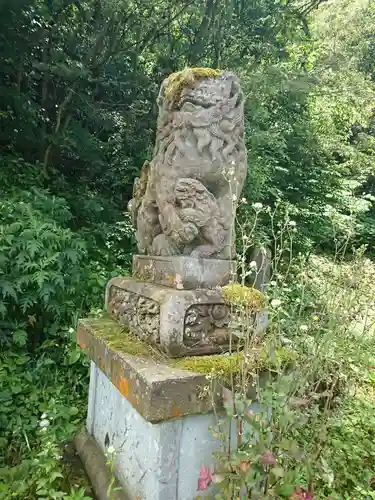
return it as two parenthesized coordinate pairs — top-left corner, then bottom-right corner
(290, 487), (313, 499)
(260, 451), (277, 466)
(198, 465), (213, 491)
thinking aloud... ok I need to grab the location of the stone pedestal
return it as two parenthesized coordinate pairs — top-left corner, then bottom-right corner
(105, 255), (238, 357)
(76, 254), (269, 499)
(77, 255), (270, 499)
(132, 255), (236, 290)
(76, 316), (242, 500)
(105, 255), (266, 357)
(86, 362), (224, 500)
(105, 276), (234, 357)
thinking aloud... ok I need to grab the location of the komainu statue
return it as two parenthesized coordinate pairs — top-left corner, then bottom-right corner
(128, 68), (248, 260)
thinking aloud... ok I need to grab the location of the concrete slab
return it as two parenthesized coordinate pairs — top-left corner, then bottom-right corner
(77, 317), (221, 422)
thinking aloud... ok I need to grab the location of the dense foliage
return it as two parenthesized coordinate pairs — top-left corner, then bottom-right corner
(1, 0), (374, 253)
(1, 0), (375, 497)
(0, 346), (89, 499)
(207, 236), (375, 499)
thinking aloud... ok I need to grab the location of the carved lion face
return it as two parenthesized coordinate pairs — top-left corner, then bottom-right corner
(178, 73), (240, 110)
(158, 71), (243, 113)
(174, 178), (216, 209)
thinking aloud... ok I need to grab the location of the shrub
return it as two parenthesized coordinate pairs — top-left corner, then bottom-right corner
(0, 341), (90, 499)
(0, 188), (95, 347)
(306, 385), (375, 499)
(200, 207), (375, 499)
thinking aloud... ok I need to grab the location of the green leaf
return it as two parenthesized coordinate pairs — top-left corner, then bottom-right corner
(11, 385), (22, 394)
(271, 466), (284, 478)
(0, 281), (17, 300)
(277, 483), (295, 497)
(0, 301), (7, 318)
(13, 329), (27, 346)
(69, 406), (79, 416)
(49, 471), (64, 482)
(67, 348), (81, 365)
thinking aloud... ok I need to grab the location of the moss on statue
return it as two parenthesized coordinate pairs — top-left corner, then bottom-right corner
(83, 315), (297, 385)
(164, 67), (222, 109)
(221, 283), (266, 311)
(129, 160), (150, 225)
(88, 316), (163, 359)
(172, 344), (297, 384)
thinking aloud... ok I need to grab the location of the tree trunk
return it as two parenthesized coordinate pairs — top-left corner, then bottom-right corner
(188, 0), (217, 66)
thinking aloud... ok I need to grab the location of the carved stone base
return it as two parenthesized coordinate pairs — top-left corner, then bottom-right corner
(132, 255), (236, 290)
(105, 277), (236, 356)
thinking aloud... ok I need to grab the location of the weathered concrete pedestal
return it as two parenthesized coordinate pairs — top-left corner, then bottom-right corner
(76, 252), (270, 499)
(76, 253), (270, 499)
(76, 316), (232, 500)
(86, 362), (223, 500)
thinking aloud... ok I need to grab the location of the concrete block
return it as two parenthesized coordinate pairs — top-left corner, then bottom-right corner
(77, 317), (220, 422)
(77, 317), (265, 500)
(86, 362), (229, 500)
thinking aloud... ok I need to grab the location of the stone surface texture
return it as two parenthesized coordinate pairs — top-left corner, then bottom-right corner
(132, 254), (236, 290)
(86, 362), (240, 500)
(75, 430), (128, 500)
(128, 68), (247, 260)
(250, 246), (272, 293)
(77, 317), (220, 422)
(105, 277), (241, 356)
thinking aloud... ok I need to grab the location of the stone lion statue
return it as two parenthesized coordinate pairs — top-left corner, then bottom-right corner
(151, 177), (227, 258)
(128, 68), (248, 260)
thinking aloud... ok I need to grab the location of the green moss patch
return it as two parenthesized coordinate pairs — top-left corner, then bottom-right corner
(172, 344), (297, 384)
(221, 283), (266, 311)
(173, 352), (242, 380)
(84, 315), (297, 385)
(87, 315), (165, 359)
(164, 67), (222, 109)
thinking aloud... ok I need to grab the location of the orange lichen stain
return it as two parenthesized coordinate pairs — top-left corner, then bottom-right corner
(127, 390), (137, 407)
(118, 377), (129, 398)
(76, 332), (86, 349)
(171, 406), (182, 418)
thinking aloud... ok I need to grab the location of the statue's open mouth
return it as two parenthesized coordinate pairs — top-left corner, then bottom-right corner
(178, 96), (215, 110)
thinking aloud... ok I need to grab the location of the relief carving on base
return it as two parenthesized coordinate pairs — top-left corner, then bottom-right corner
(107, 287), (160, 343)
(183, 303), (234, 347)
(183, 303), (262, 349)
